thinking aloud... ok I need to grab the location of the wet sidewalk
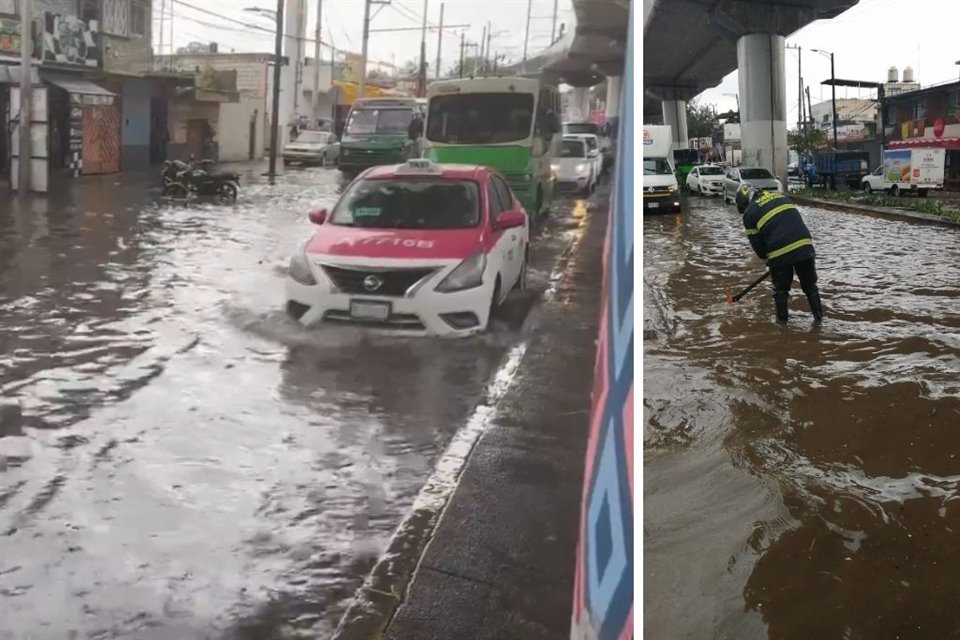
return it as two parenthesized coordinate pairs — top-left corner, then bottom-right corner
(334, 189), (609, 639)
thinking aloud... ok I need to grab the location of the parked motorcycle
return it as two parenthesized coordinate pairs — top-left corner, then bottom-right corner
(162, 158), (240, 201)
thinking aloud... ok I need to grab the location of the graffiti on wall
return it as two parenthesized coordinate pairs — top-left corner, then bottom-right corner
(571, 5), (634, 640)
(41, 12), (101, 67)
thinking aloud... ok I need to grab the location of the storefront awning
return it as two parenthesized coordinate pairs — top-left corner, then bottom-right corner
(888, 137), (960, 150)
(42, 72), (115, 97)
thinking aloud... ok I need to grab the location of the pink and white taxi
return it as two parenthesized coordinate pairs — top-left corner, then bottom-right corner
(285, 159), (529, 336)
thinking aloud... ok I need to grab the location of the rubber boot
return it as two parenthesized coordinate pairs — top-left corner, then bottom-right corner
(806, 287), (824, 322)
(774, 291), (789, 324)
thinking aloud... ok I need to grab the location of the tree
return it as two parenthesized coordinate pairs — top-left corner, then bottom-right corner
(447, 56), (486, 78)
(789, 127), (828, 157)
(685, 98), (718, 138)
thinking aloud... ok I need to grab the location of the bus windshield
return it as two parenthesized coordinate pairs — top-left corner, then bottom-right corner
(345, 108), (414, 136)
(427, 93), (535, 144)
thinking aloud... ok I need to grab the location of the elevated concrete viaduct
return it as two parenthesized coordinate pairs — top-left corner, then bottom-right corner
(643, 0), (860, 185)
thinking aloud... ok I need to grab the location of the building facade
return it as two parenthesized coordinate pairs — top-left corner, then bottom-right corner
(882, 80), (960, 190)
(1, 0), (163, 190)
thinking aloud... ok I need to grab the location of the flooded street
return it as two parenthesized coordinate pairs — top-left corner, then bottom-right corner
(0, 167), (583, 640)
(643, 195), (960, 638)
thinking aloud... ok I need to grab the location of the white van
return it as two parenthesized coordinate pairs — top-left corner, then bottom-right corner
(642, 125), (682, 213)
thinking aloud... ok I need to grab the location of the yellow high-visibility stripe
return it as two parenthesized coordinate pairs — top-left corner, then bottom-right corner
(767, 238), (813, 259)
(746, 228), (758, 235)
(756, 204), (795, 230)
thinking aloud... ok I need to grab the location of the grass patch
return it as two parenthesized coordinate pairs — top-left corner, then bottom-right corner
(792, 187), (960, 223)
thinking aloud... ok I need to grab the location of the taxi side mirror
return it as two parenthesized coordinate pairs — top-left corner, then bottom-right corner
(494, 210), (526, 231)
(308, 208), (327, 225)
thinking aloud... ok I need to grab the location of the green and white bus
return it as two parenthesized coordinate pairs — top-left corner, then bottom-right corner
(423, 77), (562, 216)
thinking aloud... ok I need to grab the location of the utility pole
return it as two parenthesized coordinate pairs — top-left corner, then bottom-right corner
(800, 76), (806, 131)
(805, 86), (814, 132)
(479, 24), (486, 73)
(268, 0), (285, 178)
(522, 0), (532, 71)
(829, 52), (838, 148)
(159, 0), (165, 70)
(459, 32), (465, 78)
(485, 22), (491, 73)
(314, 0), (323, 124)
(417, 0), (429, 97)
(551, 0), (558, 44)
(359, 0), (373, 100)
(787, 44), (802, 132)
(18, 0), (33, 195)
(435, 3), (444, 80)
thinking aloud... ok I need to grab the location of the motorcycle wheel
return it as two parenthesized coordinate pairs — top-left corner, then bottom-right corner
(218, 182), (239, 202)
(164, 183), (188, 198)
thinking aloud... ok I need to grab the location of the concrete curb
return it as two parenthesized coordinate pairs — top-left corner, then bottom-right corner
(329, 193), (604, 640)
(791, 195), (960, 228)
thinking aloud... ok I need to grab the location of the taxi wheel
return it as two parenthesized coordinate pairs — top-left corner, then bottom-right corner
(514, 249), (528, 291)
(487, 279), (502, 329)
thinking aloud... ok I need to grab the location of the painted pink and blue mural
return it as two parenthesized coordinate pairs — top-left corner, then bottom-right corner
(570, 6), (634, 640)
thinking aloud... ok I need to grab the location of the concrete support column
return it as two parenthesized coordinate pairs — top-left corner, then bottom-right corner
(605, 76), (622, 132)
(737, 32), (788, 187)
(570, 87), (590, 121)
(661, 99), (688, 150)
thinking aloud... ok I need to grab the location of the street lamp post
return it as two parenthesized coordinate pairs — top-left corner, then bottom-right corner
(811, 48), (838, 148)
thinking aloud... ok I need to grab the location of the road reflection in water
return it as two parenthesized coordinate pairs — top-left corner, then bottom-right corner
(0, 168), (583, 639)
(643, 194), (960, 638)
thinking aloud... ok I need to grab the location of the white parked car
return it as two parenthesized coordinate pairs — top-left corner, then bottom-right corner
(686, 164), (725, 196)
(563, 121), (613, 168)
(283, 130), (340, 167)
(552, 137), (597, 195)
(566, 133), (604, 182)
(285, 159), (529, 337)
(722, 166), (783, 204)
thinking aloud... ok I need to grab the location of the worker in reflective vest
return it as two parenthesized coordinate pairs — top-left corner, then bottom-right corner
(737, 185), (824, 323)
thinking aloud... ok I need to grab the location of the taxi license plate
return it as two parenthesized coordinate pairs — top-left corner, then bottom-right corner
(350, 300), (390, 321)
(647, 202), (659, 209)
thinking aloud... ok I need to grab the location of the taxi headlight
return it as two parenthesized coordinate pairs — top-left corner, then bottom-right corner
(576, 163), (589, 174)
(435, 251), (486, 293)
(288, 248), (316, 286)
(550, 163), (560, 173)
(668, 184), (678, 192)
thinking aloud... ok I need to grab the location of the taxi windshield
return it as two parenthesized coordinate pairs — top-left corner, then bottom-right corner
(698, 166), (723, 175)
(330, 179), (481, 229)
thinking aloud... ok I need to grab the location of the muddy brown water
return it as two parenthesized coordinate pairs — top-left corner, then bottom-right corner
(0, 167), (584, 639)
(643, 195), (960, 639)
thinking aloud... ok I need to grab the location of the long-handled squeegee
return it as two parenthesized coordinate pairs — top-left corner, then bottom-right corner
(725, 270), (771, 304)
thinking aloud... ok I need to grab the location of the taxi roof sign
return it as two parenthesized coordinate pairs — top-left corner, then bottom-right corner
(396, 158), (442, 175)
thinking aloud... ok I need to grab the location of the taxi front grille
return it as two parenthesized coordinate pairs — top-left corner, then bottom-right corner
(323, 310), (426, 331)
(320, 265), (438, 297)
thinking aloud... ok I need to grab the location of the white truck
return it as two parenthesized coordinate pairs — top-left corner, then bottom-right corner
(642, 125), (682, 213)
(861, 148), (946, 197)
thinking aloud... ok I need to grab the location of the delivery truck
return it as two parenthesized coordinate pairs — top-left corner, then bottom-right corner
(642, 125), (682, 213)
(861, 148), (946, 197)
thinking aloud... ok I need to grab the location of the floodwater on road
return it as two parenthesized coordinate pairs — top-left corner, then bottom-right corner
(643, 194), (960, 639)
(0, 166), (585, 640)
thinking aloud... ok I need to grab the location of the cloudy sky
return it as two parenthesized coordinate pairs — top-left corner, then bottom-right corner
(158, 0), (575, 76)
(697, 0), (960, 116)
